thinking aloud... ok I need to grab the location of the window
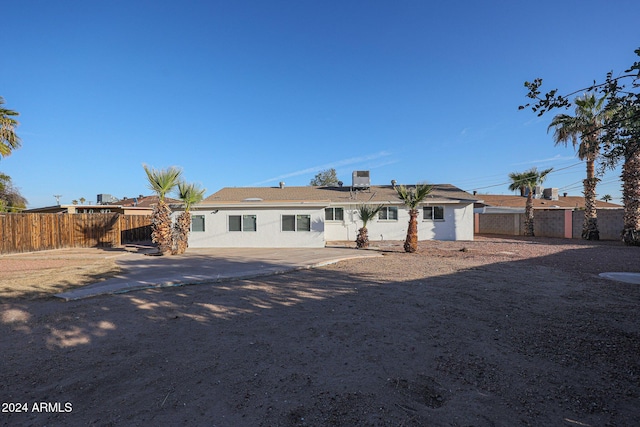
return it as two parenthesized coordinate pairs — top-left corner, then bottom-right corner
(378, 206), (398, 221)
(325, 207), (344, 221)
(191, 215), (205, 232)
(282, 214), (311, 231)
(229, 215), (257, 232)
(423, 206), (444, 221)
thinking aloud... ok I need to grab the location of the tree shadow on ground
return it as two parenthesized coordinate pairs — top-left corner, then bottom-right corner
(1, 238), (639, 426)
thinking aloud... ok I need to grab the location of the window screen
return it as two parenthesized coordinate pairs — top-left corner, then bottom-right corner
(191, 215), (205, 232)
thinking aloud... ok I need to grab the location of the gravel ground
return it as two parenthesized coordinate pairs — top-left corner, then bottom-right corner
(1, 235), (639, 426)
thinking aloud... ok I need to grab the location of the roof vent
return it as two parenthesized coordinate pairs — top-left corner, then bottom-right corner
(391, 179), (397, 189)
(338, 181), (343, 187)
(279, 182), (285, 189)
(352, 170), (370, 189)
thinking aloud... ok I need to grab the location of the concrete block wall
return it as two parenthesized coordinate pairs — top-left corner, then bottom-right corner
(477, 213), (524, 235)
(533, 210), (566, 238)
(478, 209), (624, 241)
(571, 210), (624, 240)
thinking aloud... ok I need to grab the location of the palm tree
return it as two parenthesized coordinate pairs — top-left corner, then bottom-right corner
(0, 96), (21, 158)
(508, 167), (553, 236)
(143, 164), (182, 255)
(600, 194), (613, 202)
(172, 181), (206, 255)
(548, 93), (610, 240)
(355, 204), (384, 249)
(621, 145), (640, 245)
(395, 184), (434, 253)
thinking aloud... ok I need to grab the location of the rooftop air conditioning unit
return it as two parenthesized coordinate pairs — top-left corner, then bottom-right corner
(96, 194), (119, 204)
(352, 171), (370, 189)
(543, 187), (559, 201)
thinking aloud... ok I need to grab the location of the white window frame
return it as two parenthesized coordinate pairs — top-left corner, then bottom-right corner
(228, 214), (257, 232)
(324, 207), (344, 221)
(282, 214), (311, 232)
(423, 206), (445, 221)
(378, 206), (398, 221)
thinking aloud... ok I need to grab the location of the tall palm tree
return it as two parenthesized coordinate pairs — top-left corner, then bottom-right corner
(600, 194), (613, 202)
(615, 103), (640, 246)
(172, 181), (206, 255)
(355, 204), (384, 249)
(143, 164), (182, 255)
(621, 144), (640, 245)
(0, 96), (21, 158)
(395, 184), (434, 253)
(508, 167), (553, 236)
(548, 93), (609, 240)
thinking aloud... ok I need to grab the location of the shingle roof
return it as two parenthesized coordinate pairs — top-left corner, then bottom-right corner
(200, 184), (478, 206)
(476, 194), (622, 209)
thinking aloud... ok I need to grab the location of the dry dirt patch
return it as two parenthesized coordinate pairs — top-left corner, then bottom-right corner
(0, 249), (121, 301)
(1, 236), (639, 426)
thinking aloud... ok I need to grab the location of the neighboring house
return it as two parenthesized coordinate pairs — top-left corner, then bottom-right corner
(179, 181), (479, 248)
(474, 191), (622, 214)
(24, 195), (179, 215)
(105, 195), (181, 215)
(24, 204), (126, 214)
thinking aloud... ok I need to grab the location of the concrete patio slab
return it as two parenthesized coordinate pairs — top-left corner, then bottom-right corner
(599, 272), (640, 285)
(55, 247), (382, 301)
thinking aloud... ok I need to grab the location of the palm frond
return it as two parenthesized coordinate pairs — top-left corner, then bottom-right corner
(356, 204), (384, 228)
(395, 184), (434, 209)
(176, 181), (206, 212)
(143, 164), (182, 200)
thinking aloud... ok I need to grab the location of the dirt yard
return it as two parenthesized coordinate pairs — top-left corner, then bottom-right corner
(1, 236), (639, 426)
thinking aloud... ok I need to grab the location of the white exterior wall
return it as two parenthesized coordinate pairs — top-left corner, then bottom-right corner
(185, 207), (325, 248)
(324, 202), (475, 242)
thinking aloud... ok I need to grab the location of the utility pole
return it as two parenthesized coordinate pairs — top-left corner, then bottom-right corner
(53, 195), (62, 205)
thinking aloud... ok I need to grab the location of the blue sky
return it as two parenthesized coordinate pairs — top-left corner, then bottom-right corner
(2, 0), (639, 208)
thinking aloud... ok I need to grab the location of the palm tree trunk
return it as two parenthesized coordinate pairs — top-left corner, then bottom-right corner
(172, 211), (191, 254)
(404, 209), (419, 252)
(524, 193), (535, 236)
(355, 227), (369, 249)
(151, 200), (173, 255)
(581, 157), (600, 240)
(622, 147), (640, 246)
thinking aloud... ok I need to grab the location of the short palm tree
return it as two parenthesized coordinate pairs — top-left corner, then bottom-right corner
(355, 204), (384, 249)
(0, 96), (21, 158)
(143, 164), (182, 255)
(508, 167), (553, 236)
(600, 194), (613, 202)
(548, 93), (609, 240)
(172, 181), (206, 255)
(396, 184), (434, 253)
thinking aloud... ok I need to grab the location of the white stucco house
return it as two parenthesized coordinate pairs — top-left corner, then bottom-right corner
(175, 179), (478, 248)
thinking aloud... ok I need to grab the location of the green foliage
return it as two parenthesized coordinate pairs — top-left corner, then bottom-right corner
(0, 172), (27, 212)
(395, 184), (434, 210)
(356, 203), (384, 228)
(508, 167), (553, 194)
(547, 93), (609, 160)
(176, 181), (206, 212)
(143, 164), (182, 200)
(310, 168), (339, 186)
(0, 96), (21, 158)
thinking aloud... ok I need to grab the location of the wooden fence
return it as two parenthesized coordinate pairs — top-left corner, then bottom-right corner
(0, 213), (152, 254)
